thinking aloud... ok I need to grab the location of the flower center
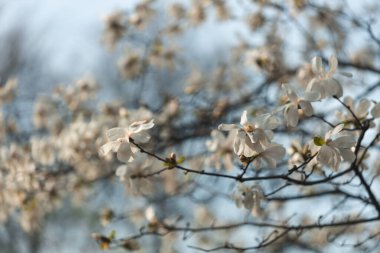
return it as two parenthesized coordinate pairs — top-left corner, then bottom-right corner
(244, 124), (255, 133)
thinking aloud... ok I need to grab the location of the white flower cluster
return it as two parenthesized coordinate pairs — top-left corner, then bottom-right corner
(99, 119), (154, 163)
(218, 110), (285, 169)
(95, 55), (380, 217)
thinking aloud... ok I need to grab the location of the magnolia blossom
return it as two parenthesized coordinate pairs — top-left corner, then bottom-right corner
(102, 11), (126, 51)
(218, 110), (279, 157)
(232, 183), (264, 213)
(99, 119), (154, 163)
(312, 124), (356, 170)
(206, 130), (234, 170)
(306, 55), (344, 99)
(336, 96), (371, 123)
(282, 83), (318, 127)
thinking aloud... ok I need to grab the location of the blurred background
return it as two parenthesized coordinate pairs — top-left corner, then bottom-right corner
(1, 0), (380, 252)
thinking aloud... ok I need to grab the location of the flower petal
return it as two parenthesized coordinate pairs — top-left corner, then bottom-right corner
(357, 99), (370, 117)
(333, 136), (356, 148)
(129, 119), (154, 133)
(339, 148), (355, 162)
(117, 143), (134, 163)
(132, 132), (151, 143)
(284, 104), (298, 127)
(328, 55), (338, 74)
(99, 141), (120, 156)
(282, 83), (298, 102)
(106, 127), (125, 141)
(240, 110), (248, 125)
(311, 56), (323, 75)
(233, 130), (245, 155)
(299, 101), (313, 117)
(218, 124), (239, 131)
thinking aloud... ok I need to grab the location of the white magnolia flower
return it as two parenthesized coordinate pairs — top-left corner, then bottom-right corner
(282, 83), (318, 127)
(113, 152), (156, 195)
(306, 55), (345, 99)
(312, 124), (356, 170)
(336, 96), (371, 123)
(206, 130), (234, 170)
(218, 110), (279, 157)
(99, 119), (154, 163)
(232, 183), (264, 212)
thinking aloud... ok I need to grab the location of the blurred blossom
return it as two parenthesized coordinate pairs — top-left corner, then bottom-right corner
(0, 78), (17, 105)
(232, 183), (264, 214)
(118, 51), (144, 79)
(102, 10), (127, 51)
(206, 130), (235, 171)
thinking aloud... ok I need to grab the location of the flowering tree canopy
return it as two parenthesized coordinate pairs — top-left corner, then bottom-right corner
(1, 0), (380, 252)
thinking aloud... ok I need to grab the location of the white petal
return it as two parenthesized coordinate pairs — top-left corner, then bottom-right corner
(333, 136), (356, 148)
(244, 135), (258, 157)
(256, 113), (279, 129)
(233, 130), (245, 155)
(303, 91), (320, 101)
(240, 110), (248, 125)
(299, 101), (313, 117)
(243, 143), (255, 157)
(132, 132), (151, 143)
(311, 56), (323, 74)
(218, 124), (239, 131)
(263, 145), (286, 160)
(117, 143), (134, 163)
(324, 78), (343, 97)
(328, 55), (338, 74)
(339, 148), (355, 162)
(263, 156), (277, 168)
(284, 104), (299, 127)
(129, 119), (154, 133)
(106, 127), (125, 141)
(253, 158), (261, 170)
(331, 148), (341, 170)
(318, 146), (333, 167)
(306, 78), (325, 99)
(282, 83), (298, 102)
(99, 141), (120, 156)
(357, 99), (370, 116)
(343, 96), (353, 107)
(326, 124), (344, 139)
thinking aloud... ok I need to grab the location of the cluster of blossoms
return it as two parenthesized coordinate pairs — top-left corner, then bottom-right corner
(218, 110), (285, 169)
(99, 119), (154, 163)
(96, 53), (380, 216)
(5, 1), (380, 251)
